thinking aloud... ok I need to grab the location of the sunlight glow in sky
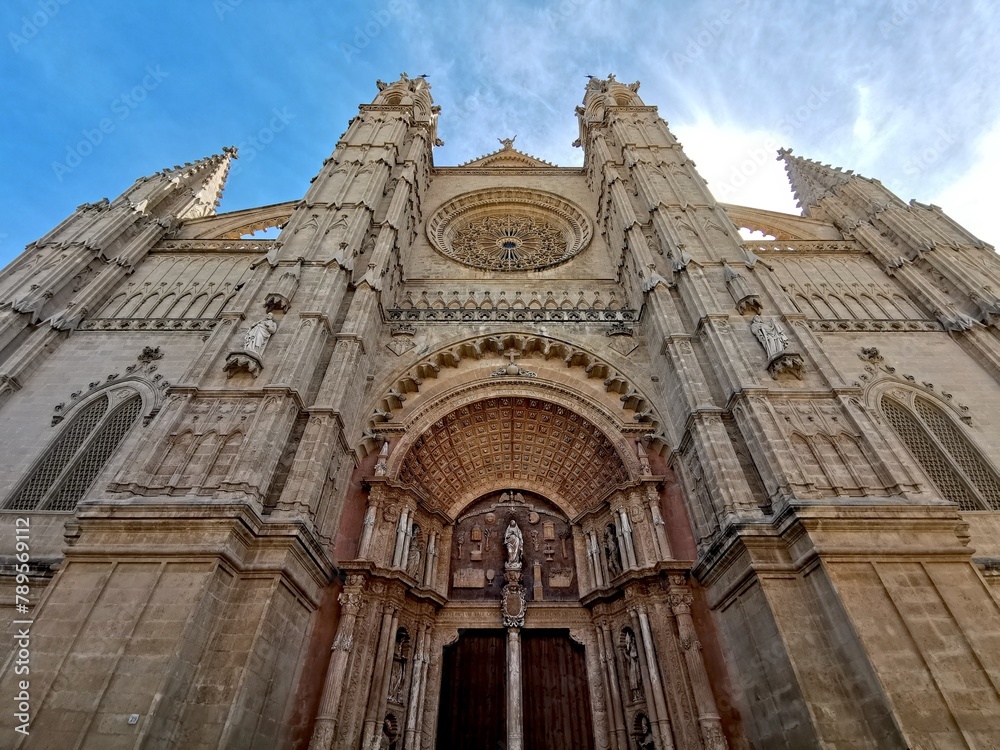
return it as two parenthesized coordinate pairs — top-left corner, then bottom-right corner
(1, 0), (998, 265)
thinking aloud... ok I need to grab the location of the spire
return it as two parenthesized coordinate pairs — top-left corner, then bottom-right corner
(776, 147), (853, 214)
(152, 146), (238, 219)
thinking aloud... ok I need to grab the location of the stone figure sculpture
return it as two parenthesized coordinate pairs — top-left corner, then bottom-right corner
(635, 714), (655, 749)
(406, 536), (422, 579)
(244, 312), (277, 356)
(605, 525), (622, 577)
(624, 629), (643, 702)
(504, 519), (523, 568)
(750, 314), (788, 360)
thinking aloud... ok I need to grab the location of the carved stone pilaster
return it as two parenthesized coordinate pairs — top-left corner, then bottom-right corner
(667, 576), (727, 750)
(310, 577), (365, 750)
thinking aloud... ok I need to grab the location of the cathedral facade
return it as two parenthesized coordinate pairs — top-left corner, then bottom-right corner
(1, 73), (1000, 749)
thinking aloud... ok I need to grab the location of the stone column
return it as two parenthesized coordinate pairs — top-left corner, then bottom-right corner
(309, 583), (364, 750)
(403, 624), (427, 749)
(638, 606), (675, 749)
(507, 627), (524, 750)
(619, 509), (639, 569)
(630, 608), (674, 750)
(436, 526), (453, 596)
(400, 518), (415, 571)
(411, 633), (434, 746)
(668, 577), (727, 750)
(597, 623), (628, 750)
(392, 507), (409, 568)
(362, 604), (399, 750)
(422, 532), (437, 588)
(647, 485), (672, 560)
(589, 531), (605, 588)
(358, 500), (378, 559)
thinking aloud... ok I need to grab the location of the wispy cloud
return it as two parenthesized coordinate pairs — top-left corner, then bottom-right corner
(2, 0), (998, 263)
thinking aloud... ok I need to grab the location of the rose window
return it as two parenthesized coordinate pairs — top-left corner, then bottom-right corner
(451, 215), (567, 271)
(426, 188), (593, 272)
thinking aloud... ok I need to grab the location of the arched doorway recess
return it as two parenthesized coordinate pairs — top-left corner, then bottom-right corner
(310, 366), (728, 750)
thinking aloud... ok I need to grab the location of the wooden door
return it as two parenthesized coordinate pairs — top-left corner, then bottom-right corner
(522, 629), (594, 750)
(436, 630), (506, 749)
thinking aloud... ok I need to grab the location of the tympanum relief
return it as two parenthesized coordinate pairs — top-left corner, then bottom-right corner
(449, 490), (578, 601)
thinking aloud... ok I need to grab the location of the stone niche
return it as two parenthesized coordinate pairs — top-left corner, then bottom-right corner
(449, 490), (577, 601)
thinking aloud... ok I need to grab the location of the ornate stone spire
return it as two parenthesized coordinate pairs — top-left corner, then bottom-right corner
(150, 146), (238, 219)
(776, 147), (852, 214)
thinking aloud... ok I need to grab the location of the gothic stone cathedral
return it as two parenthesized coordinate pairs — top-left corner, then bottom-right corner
(1, 74), (999, 750)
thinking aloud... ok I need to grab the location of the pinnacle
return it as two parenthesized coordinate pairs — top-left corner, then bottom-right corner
(149, 147), (238, 218)
(776, 147), (852, 212)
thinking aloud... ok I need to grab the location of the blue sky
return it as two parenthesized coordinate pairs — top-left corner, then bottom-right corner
(2, 1), (998, 266)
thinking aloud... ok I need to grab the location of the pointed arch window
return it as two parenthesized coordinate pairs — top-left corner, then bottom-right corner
(5, 389), (143, 511)
(882, 395), (1000, 511)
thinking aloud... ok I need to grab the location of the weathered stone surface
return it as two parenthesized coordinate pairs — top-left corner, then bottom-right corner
(0, 74), (998, 749)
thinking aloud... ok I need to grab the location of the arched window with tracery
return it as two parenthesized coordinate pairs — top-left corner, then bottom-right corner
(881, 393), (1000, 511)
(4, 388), (143, 511)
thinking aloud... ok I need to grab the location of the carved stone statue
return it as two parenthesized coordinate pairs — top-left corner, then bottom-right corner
(504, 519), (523, 569)
(374, 440), (390, 476)
(389, 638), (406, 703)
(750, 314), (788, 360)
(406, 535), (422, 579)
(243, 312), (277, 355)
(634, 713), (655, 749)
(605, 525), (622, 577)
(623, 629), (643, 702)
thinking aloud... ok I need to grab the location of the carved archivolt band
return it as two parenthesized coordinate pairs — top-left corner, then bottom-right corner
(426, 188), (593, 271)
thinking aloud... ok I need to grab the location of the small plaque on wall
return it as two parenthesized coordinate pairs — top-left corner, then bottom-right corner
(453, 568), (486, 588)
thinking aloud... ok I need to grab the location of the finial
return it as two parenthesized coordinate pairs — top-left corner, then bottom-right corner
(498, 136), (516, 150)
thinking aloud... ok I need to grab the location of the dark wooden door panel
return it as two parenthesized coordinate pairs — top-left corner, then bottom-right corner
(523, 630), (594, 750)
(436, 630), (506, 749)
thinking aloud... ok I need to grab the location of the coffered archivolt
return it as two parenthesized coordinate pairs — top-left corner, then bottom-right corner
(364, 332), (661, 451)
(383, 382), (642, 519)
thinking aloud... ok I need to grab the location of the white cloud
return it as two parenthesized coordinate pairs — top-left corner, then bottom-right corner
(930, 118), (1000, 248)
(673, 118), (799, 214)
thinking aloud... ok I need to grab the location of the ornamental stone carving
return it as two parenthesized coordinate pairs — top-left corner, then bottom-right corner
(426, 187), (593, 271)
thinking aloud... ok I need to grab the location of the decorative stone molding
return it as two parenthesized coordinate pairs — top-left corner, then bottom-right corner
(223, 351), (263, 379)
(425, 187), (593, 271)
(387, 306), (636, 324)
(767, 352), (804, 380)
(723, 262), (762, 314)
(367, 333), (661, 444)
(51, 346), (168, 426)
(808, 319), (941, 332)
(154, 238), (276, 253)
(80, 318), (220, 332)
(743, 239), (863, 254)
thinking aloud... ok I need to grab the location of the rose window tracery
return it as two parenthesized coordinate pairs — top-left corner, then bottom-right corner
(451, 215), (567, 271)
(426, 188), (593, 272)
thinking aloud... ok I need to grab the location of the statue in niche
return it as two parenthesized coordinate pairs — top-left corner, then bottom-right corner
(634, 714), (655, 750)
(504, 520), (523, 569)
(389, 640), (407, 703)
(605, 525), (622, 577)
(623, 629), (643, 702)
(750, 314), (788, 360)
(406, 536), (422, 579)
(243, 312), (278, 356)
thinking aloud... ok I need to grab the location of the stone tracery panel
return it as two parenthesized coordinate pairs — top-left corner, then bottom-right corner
(426, 187), (593, 271)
